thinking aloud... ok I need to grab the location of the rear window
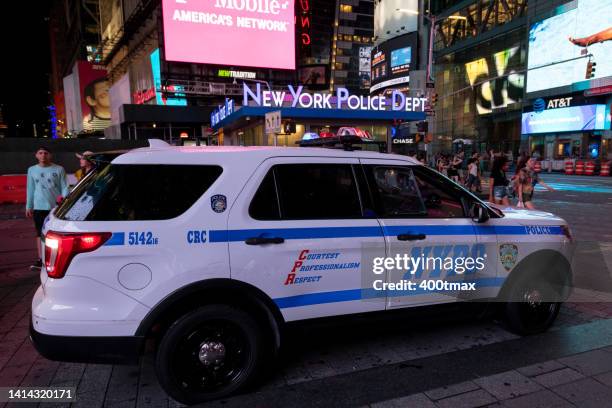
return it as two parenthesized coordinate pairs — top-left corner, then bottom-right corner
(55, 164), (223, 221)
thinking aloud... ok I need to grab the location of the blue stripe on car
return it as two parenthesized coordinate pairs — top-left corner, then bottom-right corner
(273, 277), (507, 309)
(105, 232), (125, 246)
(208, 225), (563, 243)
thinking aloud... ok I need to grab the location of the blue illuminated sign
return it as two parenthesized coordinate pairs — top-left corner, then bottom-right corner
(211, 98), (235, 127)
(391, 47), (411, 68)
(521, 104), (609, 134)
(150, 49), (187, 106)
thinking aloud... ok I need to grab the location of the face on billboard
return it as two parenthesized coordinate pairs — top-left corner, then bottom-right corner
(527, 0), (612, 93)
(78, 62), (111, 132)
(465, 46), (524, 115)
(162, 0), (296, 70)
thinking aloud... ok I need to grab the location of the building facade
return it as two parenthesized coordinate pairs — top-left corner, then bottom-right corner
(521, 0), (612, 163)
(430, 0), (528, 156)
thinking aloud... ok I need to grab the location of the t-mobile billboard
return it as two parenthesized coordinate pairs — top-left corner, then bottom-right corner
(162, 0), (296, 70)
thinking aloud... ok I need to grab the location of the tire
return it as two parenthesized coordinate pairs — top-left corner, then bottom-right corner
(155, 304), (264, 404)
(503, 278), (561, 336)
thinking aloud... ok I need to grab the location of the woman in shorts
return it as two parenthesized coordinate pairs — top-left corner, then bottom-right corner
(488, 156), (510, 205)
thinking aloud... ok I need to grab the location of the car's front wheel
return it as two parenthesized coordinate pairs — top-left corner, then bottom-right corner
(503, 278), (561, 335)
(155, 304), (264, 404)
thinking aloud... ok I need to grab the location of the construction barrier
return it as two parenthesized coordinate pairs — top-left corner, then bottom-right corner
(601, 161), (610, 177)
(585, 161), (595, 176)
(575, 160), (584, 175)
(534, 160), (542, 173)
(0, 174), (27, 204)
(564, 159), (574, 175)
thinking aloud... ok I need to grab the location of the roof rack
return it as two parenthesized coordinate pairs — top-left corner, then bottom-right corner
(297, 136), (387, 153)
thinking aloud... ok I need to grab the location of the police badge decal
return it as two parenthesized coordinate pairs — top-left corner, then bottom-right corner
(499, 244), (518, 271)
(211, 195), (227, 213)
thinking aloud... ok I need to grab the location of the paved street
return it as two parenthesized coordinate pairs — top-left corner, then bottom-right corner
(2, 172), (612, 407)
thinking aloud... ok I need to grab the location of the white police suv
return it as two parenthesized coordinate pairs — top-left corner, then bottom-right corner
(31, 141), (574, 404)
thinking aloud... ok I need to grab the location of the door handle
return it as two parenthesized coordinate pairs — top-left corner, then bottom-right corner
(245, 237), (285, 245)
(397, 233), (426, 241)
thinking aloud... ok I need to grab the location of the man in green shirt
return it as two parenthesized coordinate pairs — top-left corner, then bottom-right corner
(25, 147), (69, 268)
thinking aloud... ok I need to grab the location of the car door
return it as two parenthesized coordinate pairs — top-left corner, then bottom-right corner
(360, 160), (497, 309)
(228, 157), (387, 322)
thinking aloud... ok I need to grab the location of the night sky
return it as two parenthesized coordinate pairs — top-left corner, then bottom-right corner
(0, 3), (51, 138)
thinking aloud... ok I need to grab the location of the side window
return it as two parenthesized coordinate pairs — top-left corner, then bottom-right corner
(249, 169), (281, 220)
(411, 166), (466, 218)
(274, 164), (362, 219)
(55, 165), (223, 221)
(367, 166), (427, 217)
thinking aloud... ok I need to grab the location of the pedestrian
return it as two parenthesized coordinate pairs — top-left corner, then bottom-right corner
(515, 167), (535, 209)
(447, 153), (462, 183)
(437, 155), (448, 175)
(516, 151), (529, 172)
(488, 156), (510, 205)
(75, 150), (96, 181)
(465, 157), (479, 192)
(526, 158), (555, 204)
(26, 147), (69, 268)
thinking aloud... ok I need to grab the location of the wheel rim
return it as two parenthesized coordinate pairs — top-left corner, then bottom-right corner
(172, 320), (250, 393)
(517, 287), (557, 329)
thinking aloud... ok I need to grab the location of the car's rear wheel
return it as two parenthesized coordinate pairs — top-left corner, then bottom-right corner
(155, 305), (264, 404)
(503, 278), (561, 335)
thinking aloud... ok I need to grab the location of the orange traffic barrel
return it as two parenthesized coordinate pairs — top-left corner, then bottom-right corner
(585, 161), (595, 176)
(564, 159), (574, 175)
(600, 161), (610, 177)
(575, 160), (584, 175)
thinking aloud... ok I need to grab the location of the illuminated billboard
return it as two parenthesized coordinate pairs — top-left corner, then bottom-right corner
(162, 0), (296, 70)
(521, 104), (609, 134)
(77, 62), (111, 132)
(298, 65), (326, 85)
(370, 33), (417, 93)
(390, 47), (411, 74)
(465, 46), (524, 115)
(526, 0), (612, 93)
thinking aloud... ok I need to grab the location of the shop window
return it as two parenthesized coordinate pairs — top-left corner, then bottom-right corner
(340, 4), (352, 13)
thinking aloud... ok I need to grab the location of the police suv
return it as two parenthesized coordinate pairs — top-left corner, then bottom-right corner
(31, 139), (574, 404)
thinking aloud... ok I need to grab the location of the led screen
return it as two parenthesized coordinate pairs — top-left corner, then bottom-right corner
(521, 104), (609, 134)
(465, 46), (524, 115)
(298, 65), (326, 85)
(370, 32), (417, 93)
(390, 47), (411, 74)
(162, 0), (296, 70)
(526, 0), (612, 93)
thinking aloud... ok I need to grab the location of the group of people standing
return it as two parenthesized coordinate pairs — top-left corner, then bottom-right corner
(488, 155), (554, 209)
(436, 151), (484, 193)
(434, 149), (554, 209)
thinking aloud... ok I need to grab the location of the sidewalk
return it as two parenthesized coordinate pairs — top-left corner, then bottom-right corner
(370, 346), (612, 408)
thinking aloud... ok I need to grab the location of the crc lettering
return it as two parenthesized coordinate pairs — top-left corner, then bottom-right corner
(187, 230), (208, 244)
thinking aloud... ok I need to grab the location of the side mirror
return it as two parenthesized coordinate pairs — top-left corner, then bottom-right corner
(471, 202), (490, 223)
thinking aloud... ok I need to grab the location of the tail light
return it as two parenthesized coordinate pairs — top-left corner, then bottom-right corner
(44, 231), (112, 279)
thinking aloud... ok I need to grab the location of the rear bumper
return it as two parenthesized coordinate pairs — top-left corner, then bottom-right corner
(29, 320), (144, 364)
